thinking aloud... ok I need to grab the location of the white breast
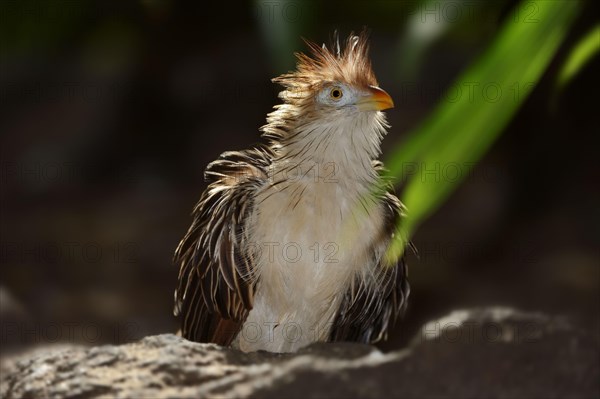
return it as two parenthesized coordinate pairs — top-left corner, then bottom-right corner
(231, 111), (391, 352)
(235, 163), (385, 352)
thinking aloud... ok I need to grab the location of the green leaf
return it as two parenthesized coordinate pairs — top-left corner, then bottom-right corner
(385, 0), (581, 259)
(556, 24), (600, 89)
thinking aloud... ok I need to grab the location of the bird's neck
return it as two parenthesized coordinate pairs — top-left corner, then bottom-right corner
(271, 112), (387, 188)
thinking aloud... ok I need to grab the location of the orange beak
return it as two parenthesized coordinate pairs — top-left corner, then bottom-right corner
(357, 86), (394, 111)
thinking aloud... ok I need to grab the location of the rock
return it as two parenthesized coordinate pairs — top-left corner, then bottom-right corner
(1, 307), (598, 398)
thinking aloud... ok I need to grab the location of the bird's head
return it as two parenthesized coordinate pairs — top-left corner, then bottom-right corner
(262, 32), (394, 149)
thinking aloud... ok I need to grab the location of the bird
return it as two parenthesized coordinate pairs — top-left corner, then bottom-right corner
(174, 31), (409, 353)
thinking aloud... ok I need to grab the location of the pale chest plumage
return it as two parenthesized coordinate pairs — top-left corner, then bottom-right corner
(234, 118), (388, 352)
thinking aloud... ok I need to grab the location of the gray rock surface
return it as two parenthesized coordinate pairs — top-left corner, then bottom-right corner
(1, 307), (598, 398)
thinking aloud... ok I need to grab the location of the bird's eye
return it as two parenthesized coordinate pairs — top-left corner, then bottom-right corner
(329, 87), (343, 100)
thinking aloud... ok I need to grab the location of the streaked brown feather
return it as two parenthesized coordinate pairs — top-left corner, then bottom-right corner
(174, 146), (273, 344)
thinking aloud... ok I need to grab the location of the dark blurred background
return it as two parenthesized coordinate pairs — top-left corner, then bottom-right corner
(1, 0), (598, 352)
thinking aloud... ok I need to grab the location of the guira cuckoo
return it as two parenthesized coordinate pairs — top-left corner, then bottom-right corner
(174, 32), (409, 352)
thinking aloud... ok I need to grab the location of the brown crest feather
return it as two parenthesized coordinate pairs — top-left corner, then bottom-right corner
(274, 31), (377, 94)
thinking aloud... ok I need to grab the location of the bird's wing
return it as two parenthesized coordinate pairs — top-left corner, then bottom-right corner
(329, 162), (410, 344)
(174, 146), (272, 345)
